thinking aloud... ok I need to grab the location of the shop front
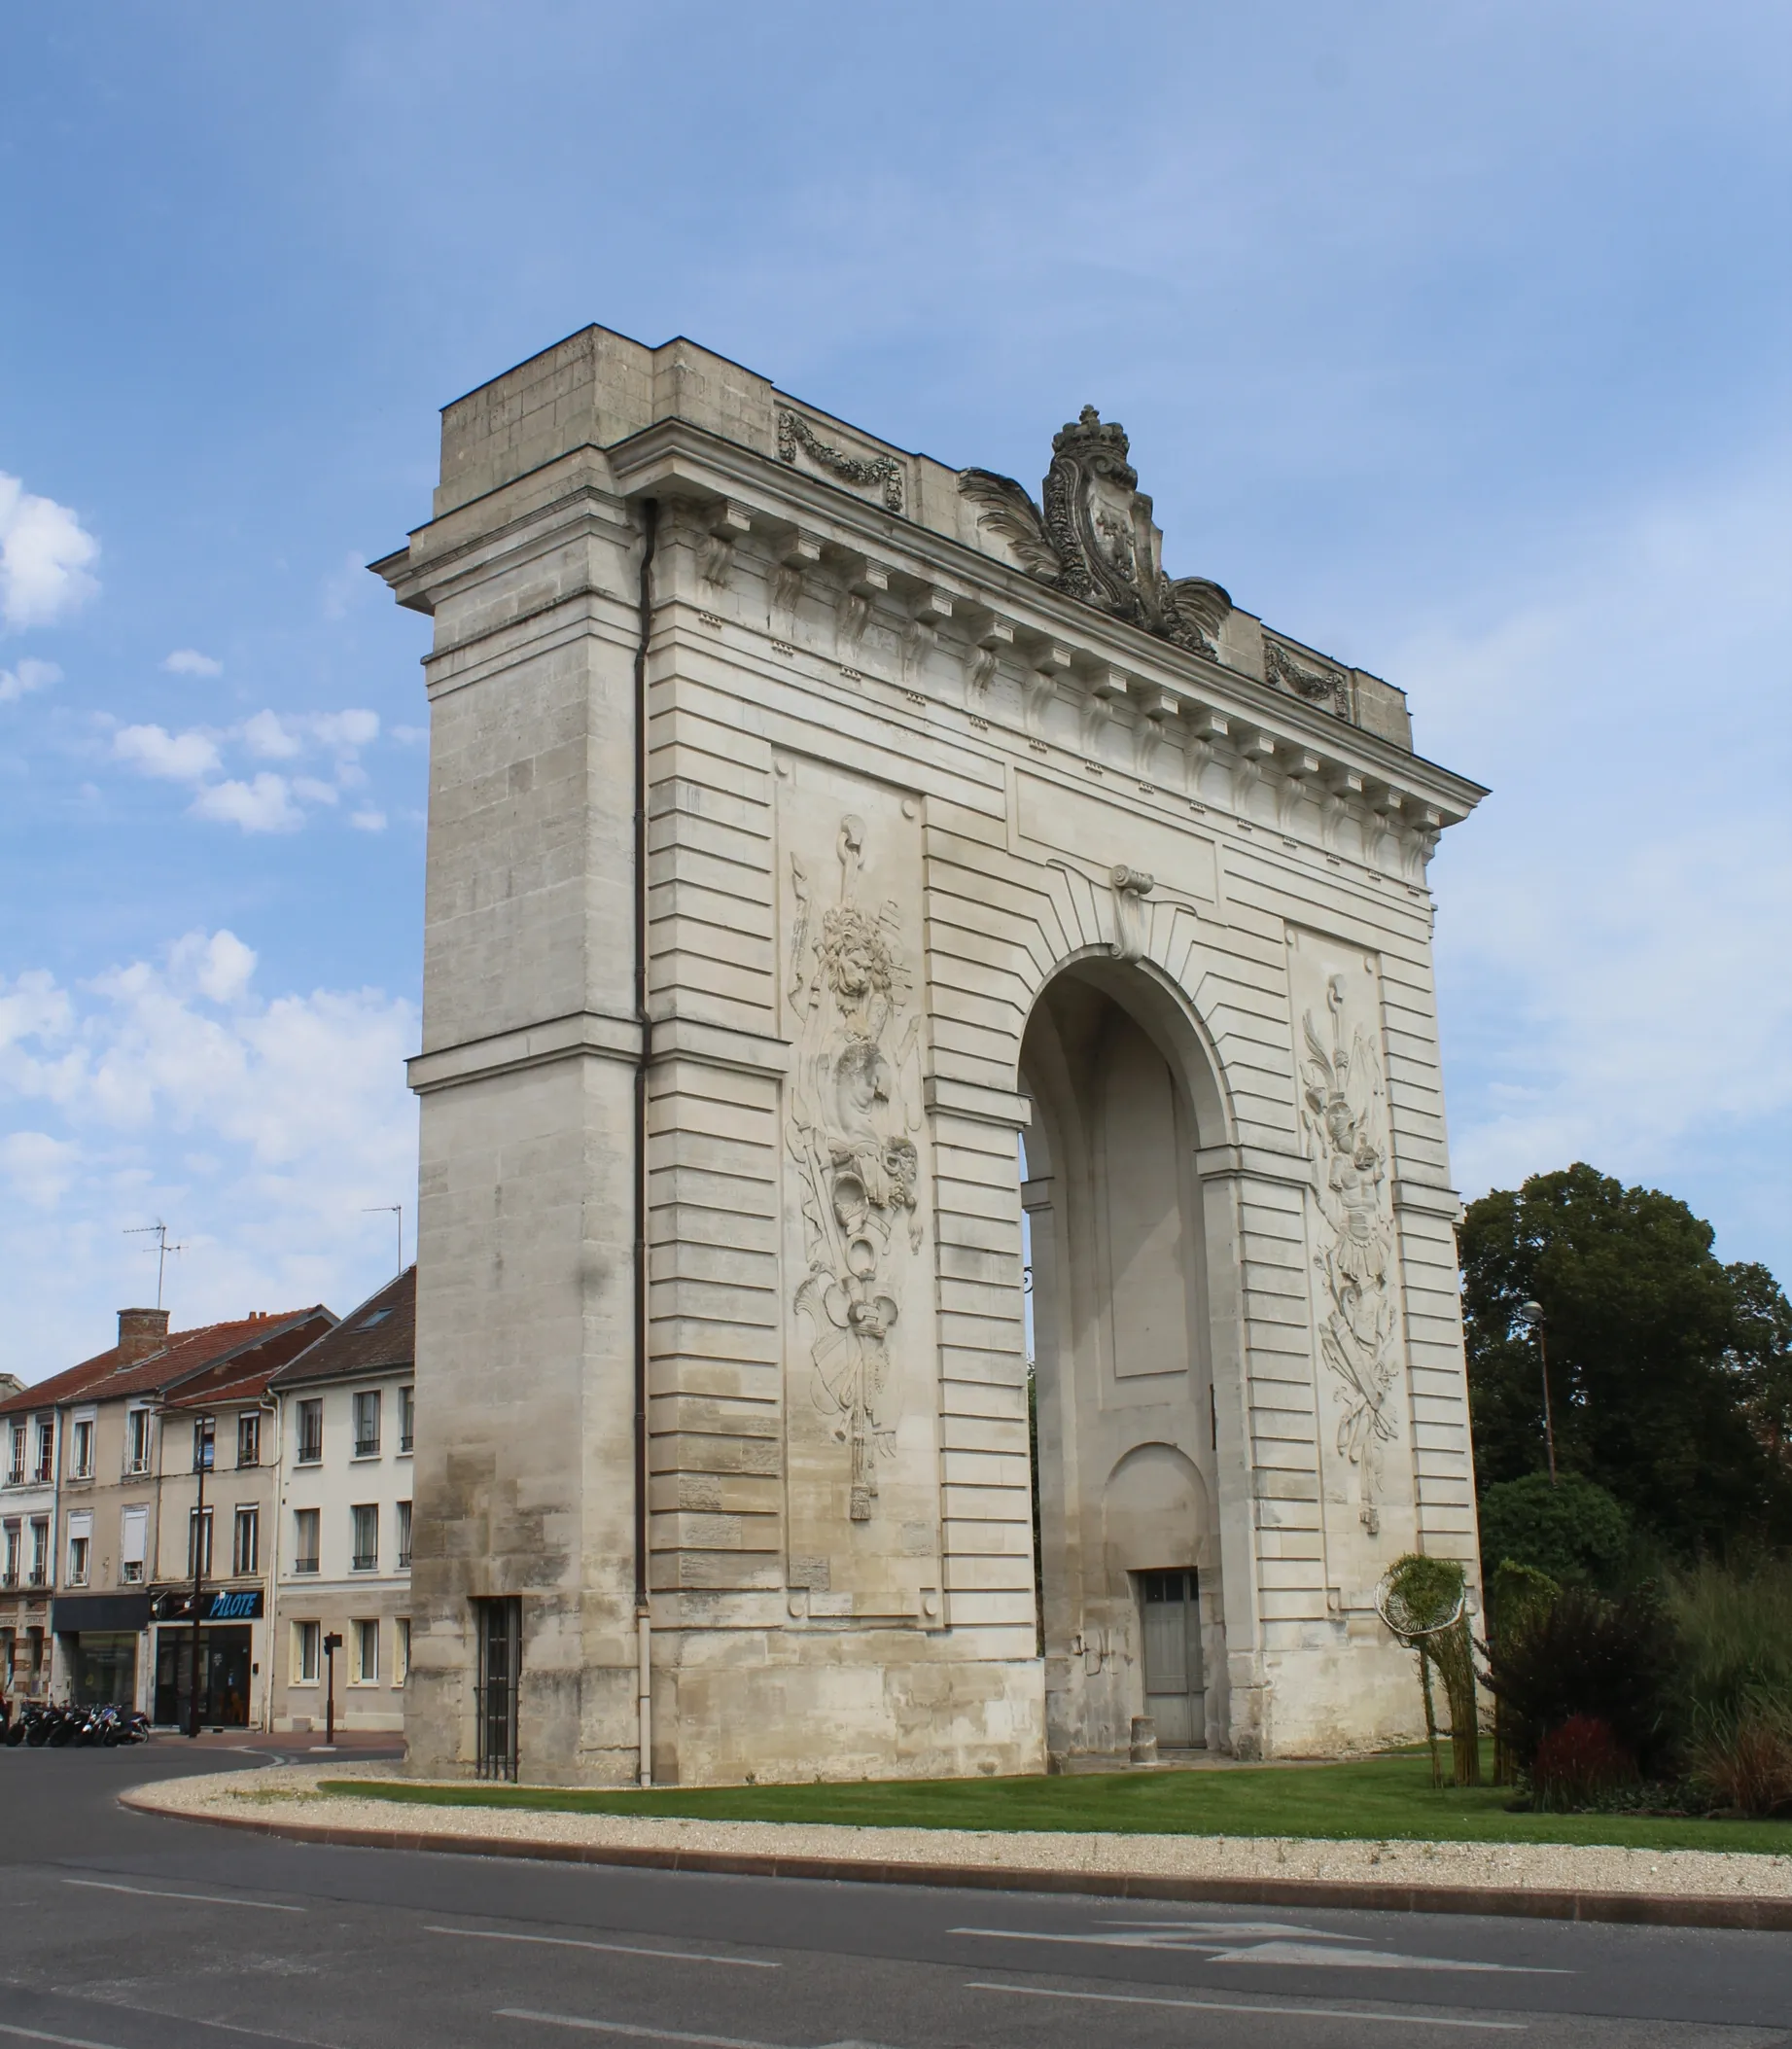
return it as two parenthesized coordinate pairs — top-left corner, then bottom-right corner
(50, 1593), (151, 1710)
(151, 1587), (263, 1728)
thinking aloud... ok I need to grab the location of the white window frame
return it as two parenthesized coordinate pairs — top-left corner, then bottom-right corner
(292, 1506), (320, 1575)
(351, 1617), (379, 1685)
(296, 1398), (323, 1466)
(65, 1510), (92, 1588)
(70, 1414), (95, 1481)
(125, 1408), (153, 1477)
(293, 1618), (320, 1685)
(121, 1505), (148, 1585)
(236, 1410), (262, 1469)
(232, 1503), (260, 1577)
(187, 1504), (214, 1579)
(350, 1502), (378, 1572)
(352, 1390), (381, 1461)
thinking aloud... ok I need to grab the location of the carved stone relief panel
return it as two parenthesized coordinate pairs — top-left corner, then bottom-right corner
(1284, 927), (1415, 1596)
(775, 756), (940, 1614)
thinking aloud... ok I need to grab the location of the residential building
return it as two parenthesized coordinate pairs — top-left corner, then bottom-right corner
(270, 1269), (414, 1735)
(1, 1308), (171, 1708)
(1, 1304), (335, 1720)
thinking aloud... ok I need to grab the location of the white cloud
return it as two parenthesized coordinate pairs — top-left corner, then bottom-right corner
(1, 1131), (79, 1210)
(0, 472), (99, 629)
(110, 707), (387, 830)
(0, 936), (418, 1381)
(1390, 446), (1792, 1272)
(0, 657), (60, 704)
(309, 708), (379, 754)
(241, 709), (302, 760)
(113, 723), (222, 782)
(349, 808), (387, 832)
(169, 929), (258, 1005)
(190, 773), (304, 832)
(162, 649), (223, 678)
(391, 724), (428, 746)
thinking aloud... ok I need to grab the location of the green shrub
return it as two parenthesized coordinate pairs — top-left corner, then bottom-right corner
(1478, 1472), (1631, 1587)
(1482, 1582), (1676, 1777)
(1383, 1553), (1480, 1787)
(1485, 1561), (1560, 1784)
(1667, 1556), (1792, 1729)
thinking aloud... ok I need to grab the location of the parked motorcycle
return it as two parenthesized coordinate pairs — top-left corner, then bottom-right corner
(5, 1701), (152, 1747)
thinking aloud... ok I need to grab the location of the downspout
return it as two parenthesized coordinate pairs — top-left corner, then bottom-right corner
(632, 498), (658, 1788)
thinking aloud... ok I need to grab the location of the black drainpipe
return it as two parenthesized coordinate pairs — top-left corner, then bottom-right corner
(632, 498), (658, 1784)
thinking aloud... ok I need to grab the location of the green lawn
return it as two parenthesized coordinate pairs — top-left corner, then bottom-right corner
(319, 1749), (1792, 1856)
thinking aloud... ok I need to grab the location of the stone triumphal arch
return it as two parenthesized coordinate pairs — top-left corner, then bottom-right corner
(377, 327), (1487, 1785)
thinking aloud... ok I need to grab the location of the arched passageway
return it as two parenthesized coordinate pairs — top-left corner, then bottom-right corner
(1018, 961), (1232, 1763)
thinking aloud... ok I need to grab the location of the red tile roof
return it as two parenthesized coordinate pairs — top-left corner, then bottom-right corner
(0, 1308), (337, 1417)
(271, 1268), (413, 1389)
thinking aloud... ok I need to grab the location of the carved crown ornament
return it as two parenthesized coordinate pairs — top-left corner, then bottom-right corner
(958, 406), (1233, 658)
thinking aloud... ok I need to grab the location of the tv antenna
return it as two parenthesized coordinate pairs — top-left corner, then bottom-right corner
(123, 1220), (187, 1310)
(364, 1204), (404, 1277)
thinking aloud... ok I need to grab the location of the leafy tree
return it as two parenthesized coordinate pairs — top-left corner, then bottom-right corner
(1478, 1471), (1630, 1588)
(1727, 1261), (1792, 1474)
(1459, 1164), (1788, 1555)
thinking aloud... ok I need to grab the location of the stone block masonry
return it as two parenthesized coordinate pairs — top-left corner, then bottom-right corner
(378, 327), (1487, 1785)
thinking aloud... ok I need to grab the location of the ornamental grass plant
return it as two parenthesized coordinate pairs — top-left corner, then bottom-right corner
(1668, 1558), (1792, 1818)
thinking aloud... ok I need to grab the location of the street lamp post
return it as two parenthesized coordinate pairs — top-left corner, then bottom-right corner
(189, 1413), (214, 1737)
(322, 1632), (342, 1748)
(1519, 1302), (1558, 1486)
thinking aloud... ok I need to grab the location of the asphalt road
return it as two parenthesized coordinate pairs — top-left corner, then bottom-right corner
(3, 1746), (1790, 2049)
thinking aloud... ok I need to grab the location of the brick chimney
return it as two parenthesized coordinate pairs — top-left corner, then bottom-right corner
(117, 1307), (170, 1363)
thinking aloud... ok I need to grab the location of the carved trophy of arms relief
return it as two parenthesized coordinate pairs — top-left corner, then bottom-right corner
(787, 815), (926, 1524)
(1296, 961), (1401, 1536)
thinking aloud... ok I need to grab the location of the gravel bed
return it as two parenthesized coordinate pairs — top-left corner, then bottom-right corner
(126, 1763), (1792, 1901)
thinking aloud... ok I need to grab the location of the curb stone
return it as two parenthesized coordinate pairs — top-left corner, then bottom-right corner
(117, 1785), (1792, 1933)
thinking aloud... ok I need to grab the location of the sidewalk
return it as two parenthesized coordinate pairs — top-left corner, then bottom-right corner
(123, 1763), (1792, 1933)
(143, 1727), (402, 1755)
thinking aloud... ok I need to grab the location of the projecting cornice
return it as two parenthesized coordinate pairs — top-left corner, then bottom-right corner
(600, 414), (1487, 824)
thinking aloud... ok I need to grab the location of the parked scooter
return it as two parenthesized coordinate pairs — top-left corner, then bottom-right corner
(5, 1700), (152, 1747)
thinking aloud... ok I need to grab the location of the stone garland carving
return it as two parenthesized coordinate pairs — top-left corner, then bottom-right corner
(1300, 976), (1398, 1536)
(958, 407), (1232, 656)
(787, 817), (925, 1523)
(1265, 639), (1352, 720)
(778, 409), (905, 512)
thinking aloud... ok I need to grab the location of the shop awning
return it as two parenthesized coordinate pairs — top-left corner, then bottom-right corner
(51, 1592), (153, 1633)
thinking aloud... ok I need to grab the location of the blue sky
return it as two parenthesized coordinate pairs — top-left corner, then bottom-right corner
(3, 2), (1788, 1379)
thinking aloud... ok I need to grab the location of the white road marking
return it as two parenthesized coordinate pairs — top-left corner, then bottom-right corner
(966, 1982), (1528, 2031)
(0, 2024), (132, 2049)
(496, 2014), (789, 2047)
(430, 1925), (778, 1969)
(1212, 1939), (1564, 1973)
(952, 1923), (1563, 1972)
(60, 1878), (304, 1912)
(1095, 1917), (1367, 1939)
